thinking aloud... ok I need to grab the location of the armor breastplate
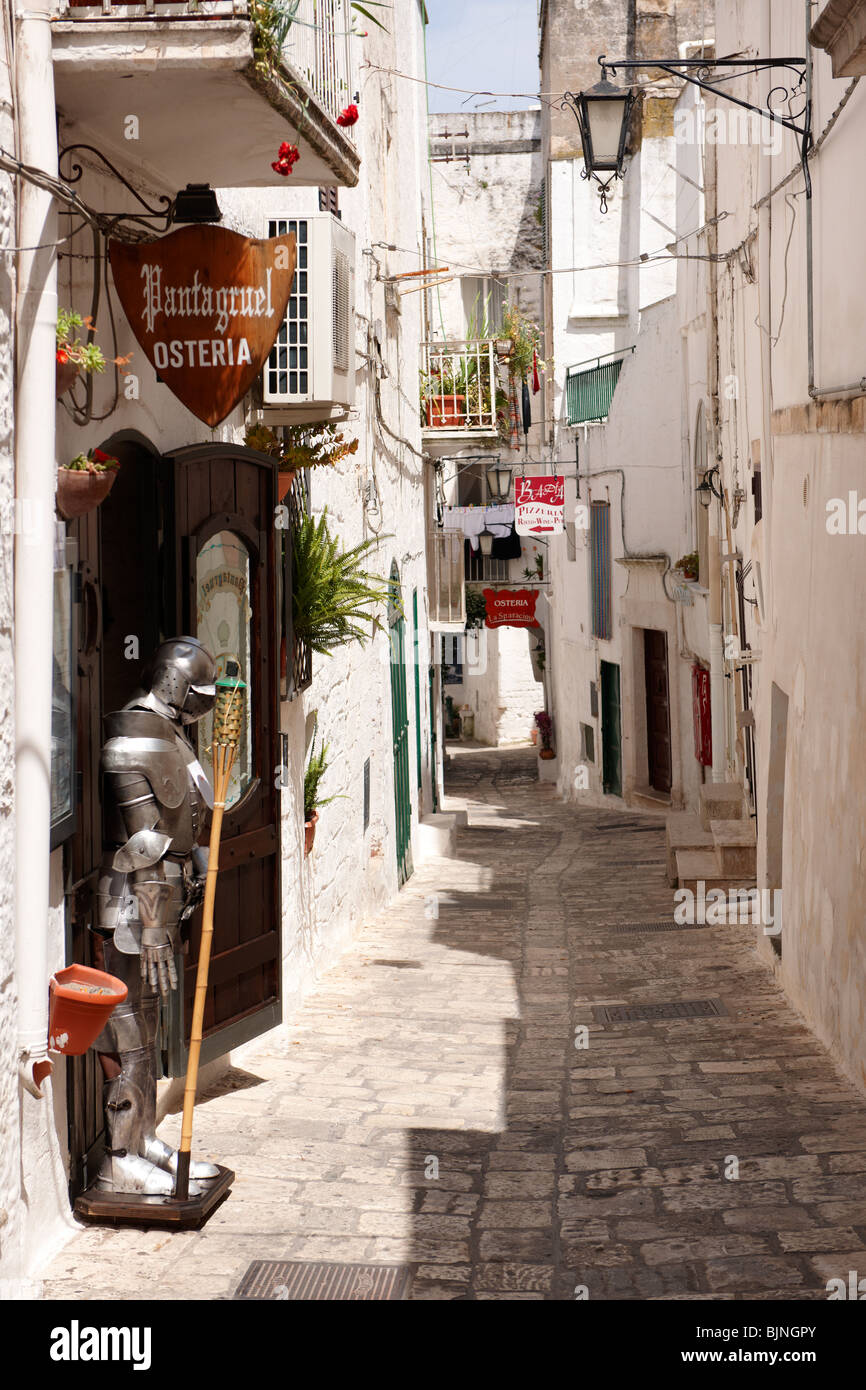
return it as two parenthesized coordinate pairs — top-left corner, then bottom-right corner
(102, 707), (208, 857)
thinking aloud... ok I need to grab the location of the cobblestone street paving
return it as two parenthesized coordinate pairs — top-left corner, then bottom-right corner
(42, 745), (866, 1301)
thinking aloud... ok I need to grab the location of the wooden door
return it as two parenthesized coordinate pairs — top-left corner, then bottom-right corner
(644, 628), (672, 793)
(600, 660), (622, 797)
(166, 444), (281, 1071)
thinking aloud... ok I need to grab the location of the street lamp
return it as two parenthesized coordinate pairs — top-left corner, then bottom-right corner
(478, 525), (495, 558)
(171, 183), (222, 224)
(562, 77), (636, 213)
(696, 466), (723, 508)
(486, 463), (512, 501)
(564, 55), (812, 213)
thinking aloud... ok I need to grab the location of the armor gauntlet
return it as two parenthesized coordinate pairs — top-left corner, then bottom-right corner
(109, 770), (179, 998)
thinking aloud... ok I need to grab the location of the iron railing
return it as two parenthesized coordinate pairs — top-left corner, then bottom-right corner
(421, 340), (499, 434)
(565, 348), (634, 425)
(58, 0), (356, 139)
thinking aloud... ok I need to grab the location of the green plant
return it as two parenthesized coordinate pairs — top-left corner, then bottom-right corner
(56, 310), (130, 375)
(675, 551), (699, 578)
(245, 421), (358, 470)
(252, 1), (389, 80)
(63, 448), (119, 474)
(293, 508), (392, 655)
(501, 302), (543, 384)
(303, 716), (343, 820)
(465, 587), (487, 630)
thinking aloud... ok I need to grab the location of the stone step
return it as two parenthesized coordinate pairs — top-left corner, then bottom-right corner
(674, 849), (755, 899)
(711, 817), (757, 876)
(699, 781), (745, 831)
(665, 812), (714, 886)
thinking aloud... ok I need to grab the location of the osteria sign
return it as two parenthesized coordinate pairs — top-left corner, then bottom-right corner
(109, 225), (296, 427)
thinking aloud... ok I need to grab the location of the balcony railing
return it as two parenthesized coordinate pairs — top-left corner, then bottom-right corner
(565, 347), (634, 425)
(58, 0), (355, 138)
(421, 340), (499, 435)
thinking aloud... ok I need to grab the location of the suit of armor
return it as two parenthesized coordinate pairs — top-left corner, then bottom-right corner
(93, 637), (220, 1196)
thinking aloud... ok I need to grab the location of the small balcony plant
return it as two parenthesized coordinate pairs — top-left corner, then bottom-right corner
(56, 448), (120, 520)
(674, 551), (699, 582)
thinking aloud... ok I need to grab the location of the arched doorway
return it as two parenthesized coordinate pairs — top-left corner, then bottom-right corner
(64, 435), (283, 1194)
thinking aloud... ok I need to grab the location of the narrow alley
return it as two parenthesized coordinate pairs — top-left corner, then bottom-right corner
(42, 746), (866, 1302)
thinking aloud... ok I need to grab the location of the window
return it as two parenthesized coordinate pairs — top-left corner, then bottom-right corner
(318, 185), (340, 217)
(580, 723), (595, 763)
(590, 501), (612, 641)
(461, 275), (506, 337)
(196, 530), (254, 809)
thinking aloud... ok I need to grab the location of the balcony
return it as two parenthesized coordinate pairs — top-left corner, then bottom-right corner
(52, 0), (361, 191)
(565, 348), (633, 425)
(427, 529), (465, 633)
(421, 340), (503, 448)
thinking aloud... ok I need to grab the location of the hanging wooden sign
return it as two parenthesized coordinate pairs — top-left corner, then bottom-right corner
(482, 587), (541, 629)
(109, 225), (297, 427)
(515, 475), (565, 535)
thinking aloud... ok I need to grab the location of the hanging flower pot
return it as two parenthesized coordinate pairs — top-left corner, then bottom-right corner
(539, 746), (556, 761)
(56, 449), (120, 520)
(277, 468), (296, 502)
(49, 964), (128, 1055)
(304, 810), (319, 857)
(55, 353), (80, 398)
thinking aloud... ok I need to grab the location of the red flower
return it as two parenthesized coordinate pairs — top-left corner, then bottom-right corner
(336, 104), (359, 127)
(271, 141), (300, 176)
(92, 448), (110, 464)
(56, 349), (68, 365)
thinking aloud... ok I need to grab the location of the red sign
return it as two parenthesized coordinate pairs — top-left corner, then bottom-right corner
(692, 665), (712, 766)
(109, 225), (296, 427)
(483, 588), (540, 629)
(514, 475), (565, 535)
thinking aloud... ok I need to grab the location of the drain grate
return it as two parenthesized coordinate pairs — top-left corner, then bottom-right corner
(593, 997), (727, 1023)
(233, 1261), (411, 1301)
(607, 920), (710, 934)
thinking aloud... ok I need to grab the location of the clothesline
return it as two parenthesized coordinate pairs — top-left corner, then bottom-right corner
(442, 503), (515, 551)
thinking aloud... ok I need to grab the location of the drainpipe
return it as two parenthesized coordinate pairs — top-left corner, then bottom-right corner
(804, 0), (865, 401)
(14, 0), (59, 1096)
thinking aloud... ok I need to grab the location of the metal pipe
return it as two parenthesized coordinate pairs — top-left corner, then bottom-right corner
(13, 0), (59, 1090)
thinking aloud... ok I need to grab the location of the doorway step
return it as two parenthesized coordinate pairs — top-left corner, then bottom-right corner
(666, 782), (757, 892)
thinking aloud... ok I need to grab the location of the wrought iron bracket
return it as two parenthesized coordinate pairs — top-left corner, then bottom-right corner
(597, 55), (813, 198)
(58, 144), (174, 238)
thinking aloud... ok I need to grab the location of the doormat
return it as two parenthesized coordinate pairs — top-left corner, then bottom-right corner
(607, 920), (711, 934)
(593, 998), (727, 1023)
(233, 1261), (412, 1301)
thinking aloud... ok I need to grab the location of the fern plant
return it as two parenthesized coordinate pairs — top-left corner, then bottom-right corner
(293, 508), (391, 655)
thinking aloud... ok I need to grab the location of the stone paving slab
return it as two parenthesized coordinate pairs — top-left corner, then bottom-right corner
(40, 745), (866, 1301)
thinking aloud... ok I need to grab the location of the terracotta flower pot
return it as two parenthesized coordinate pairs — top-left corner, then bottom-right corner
(56, 466), (117, 520)
(304, 810), (319, 857)
(277, 468), (296, 502)
(530, 729), (538, 745)
(49, 964), (128, 1055)
(426, 394), (466, 428)
(55, 358), (80, 398)
(539, 747), (556, 761)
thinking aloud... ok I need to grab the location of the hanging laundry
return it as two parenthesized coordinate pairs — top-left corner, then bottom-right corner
(442, 505), (515, 550)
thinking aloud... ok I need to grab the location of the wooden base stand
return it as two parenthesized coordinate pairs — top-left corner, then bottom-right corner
(73, 1165), (234, 1230)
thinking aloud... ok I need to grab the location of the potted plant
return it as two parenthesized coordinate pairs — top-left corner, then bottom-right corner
(420, 362), (467, 429)
(529, 630), (546, 682)
(674, 551), (700, 582)
(56, 309), (131, 398)
(303, 718), (342, 856)
(535, 709), (555, 759)
(56, 448), (120, 520)
(465, 586), (487, 631)
(245, 422), (359, 501)
(501, 303), (544, 386)
(292, 508), (392, 655)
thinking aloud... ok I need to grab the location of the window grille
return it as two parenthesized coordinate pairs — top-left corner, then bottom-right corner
(267, 217), (309, 397)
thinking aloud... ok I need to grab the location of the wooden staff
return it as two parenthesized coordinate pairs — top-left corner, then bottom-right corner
(175, 672), (246, 1201)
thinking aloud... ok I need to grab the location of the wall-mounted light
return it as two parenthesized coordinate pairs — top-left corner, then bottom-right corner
(696, 466), (723, 509)
(478, 526), (495, 557)
(486, 464), (512, 501)
(171, 183), (222, 224)
(562, 77), (636, 213)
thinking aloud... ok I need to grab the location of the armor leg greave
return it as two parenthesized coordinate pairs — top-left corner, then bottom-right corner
(97, 1049), (176, 1197)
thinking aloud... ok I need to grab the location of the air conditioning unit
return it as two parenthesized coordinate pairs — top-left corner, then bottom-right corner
(263, 213), (356, 420)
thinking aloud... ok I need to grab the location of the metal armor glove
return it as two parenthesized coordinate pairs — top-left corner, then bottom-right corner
(139, 927), (178, 997)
